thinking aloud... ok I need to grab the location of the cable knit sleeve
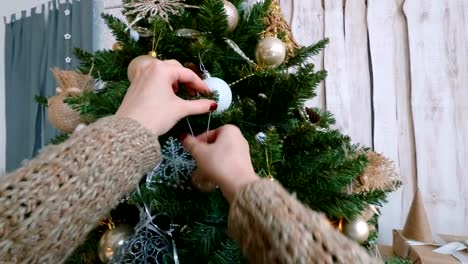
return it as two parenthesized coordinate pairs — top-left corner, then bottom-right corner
(228, 179), (381, 264)
(0, 116), (161, 263)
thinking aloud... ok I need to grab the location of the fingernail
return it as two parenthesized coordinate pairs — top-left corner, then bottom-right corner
(209, 103), (218, 112)
(178, 133), (188, 142)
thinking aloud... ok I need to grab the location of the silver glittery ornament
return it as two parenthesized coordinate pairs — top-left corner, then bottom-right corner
(98, 225), (133, 263)
(342, 218), (370, 244)
(255, 132), (267, 144)
(255, 36), (286, 68)
(223, 0), (239, 32)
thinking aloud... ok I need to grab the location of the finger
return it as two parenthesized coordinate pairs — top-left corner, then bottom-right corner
(171, 66), (209, 94)
(172, 83), (180, 93)
(182, 134), (207, 157)
(192, 170), (217, 192)
(179, 98), (217, 117)
(164, 59), (183, 68)
(195, 128), (222, 143)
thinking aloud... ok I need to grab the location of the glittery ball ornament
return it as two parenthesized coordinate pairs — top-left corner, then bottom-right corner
(204, 76), (232, 113)
(223, 0), (239, 32)
(342, 218), (370, 244)
(127, 55), (156, 82)
(255, 132), (267, 144)
(255, 36), (286, 68)
(98, 225), (133, 263)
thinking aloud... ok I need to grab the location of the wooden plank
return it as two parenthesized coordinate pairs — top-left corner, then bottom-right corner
(280, 0), (325, 109)
(344, 0), (372, 147)
(404, 0), (468, 236)
(96, 0), (126, 50)
(323, 0), (350, 134)
(288, 0), (325, 109)
(368, 0), (416, 245)
(393, 0), (417, 232)
(279, 0), (293, 24)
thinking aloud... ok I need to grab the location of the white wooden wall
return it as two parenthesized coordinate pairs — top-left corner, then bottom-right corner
(280, 0), (468, 244)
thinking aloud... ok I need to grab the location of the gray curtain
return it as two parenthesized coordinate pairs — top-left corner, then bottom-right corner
(4, 0), (94, 172)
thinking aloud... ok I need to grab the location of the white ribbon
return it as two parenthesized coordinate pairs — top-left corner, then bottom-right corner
(406, 236), (468, 264)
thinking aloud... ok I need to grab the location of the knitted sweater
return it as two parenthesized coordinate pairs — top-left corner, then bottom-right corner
(0, 116), (378, 263)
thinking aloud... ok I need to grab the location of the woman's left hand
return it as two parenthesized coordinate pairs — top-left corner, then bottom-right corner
(116, 59), (217, 136)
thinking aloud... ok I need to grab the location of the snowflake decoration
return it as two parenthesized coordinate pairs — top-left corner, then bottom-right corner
(65, 57), (72, 64)
(147, 137), (195, 188)
(64, 9), (71, 16)
(122, 0), (196, 28)
(64, 33), (72, 40)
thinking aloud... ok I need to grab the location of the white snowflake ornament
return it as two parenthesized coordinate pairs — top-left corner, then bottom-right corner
(147, 137), (195, 188)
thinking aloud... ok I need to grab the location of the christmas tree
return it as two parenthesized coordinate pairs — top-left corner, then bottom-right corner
(41, 0), (401, 263)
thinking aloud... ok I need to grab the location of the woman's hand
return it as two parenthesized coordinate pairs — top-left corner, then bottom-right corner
(116, 59), (217, 136)
(182, 125), (260, 203)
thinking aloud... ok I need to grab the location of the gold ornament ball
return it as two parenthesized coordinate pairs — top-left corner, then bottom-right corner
(342, 218), (370, 244)
(148, 50), (157, 58)
(255, 36), (286, 68)
(223, 0), (239, 32)
(112, 42), (123, 51)
(127, 55), (156, 82)
(98, 225), (133, 263)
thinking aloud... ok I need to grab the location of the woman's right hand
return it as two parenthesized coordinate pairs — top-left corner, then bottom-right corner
(182, 125), (259, 203)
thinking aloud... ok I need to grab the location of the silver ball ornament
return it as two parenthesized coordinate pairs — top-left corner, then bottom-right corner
(204, 76), (232, 113)
(223, 0), (239, 32)
(98, 225), (133, 263)
(255, 36), (286, 68)
(255, 132), (267, 144)
(258, 93), (267, 100)
(342, 219), (370, 244)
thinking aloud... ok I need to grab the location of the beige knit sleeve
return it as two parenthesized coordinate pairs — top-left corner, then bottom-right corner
(0, 116), (161, 263)
(228, 179), (381, 264)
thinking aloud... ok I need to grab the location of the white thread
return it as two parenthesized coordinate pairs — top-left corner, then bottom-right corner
(185, 117), (194, 136)
(206, 112), (212, 141)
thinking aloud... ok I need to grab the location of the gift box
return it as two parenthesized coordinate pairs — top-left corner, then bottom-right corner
(392, 190), (468, 263)
(393, 230), (468, 264)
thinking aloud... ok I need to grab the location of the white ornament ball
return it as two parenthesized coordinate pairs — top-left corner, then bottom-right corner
(129, 29), (140, 42)
(255, 36), (286, 68)
(204, 77), (232, 113)
(223, 0), (239, 32)
(73, 123), (88, 134)
(127, 55), (156, 82)
(255, 132), (267, 144)
(342, 218), (370, 244)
